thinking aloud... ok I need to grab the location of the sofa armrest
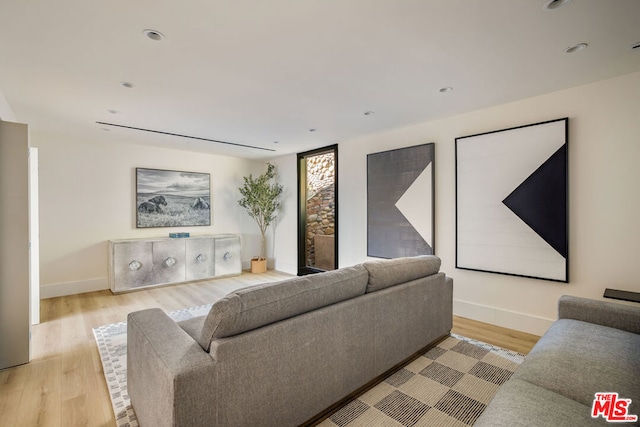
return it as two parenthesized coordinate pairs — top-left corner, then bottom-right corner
(127, 308), (217, 427)
(558, 295), (640, 334)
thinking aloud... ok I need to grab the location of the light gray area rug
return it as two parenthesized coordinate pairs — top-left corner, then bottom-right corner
(94, 306), (524, 427)
(93, 303), (213, 427)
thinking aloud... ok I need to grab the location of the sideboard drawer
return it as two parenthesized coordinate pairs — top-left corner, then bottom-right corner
(214, 236), (242, 277)
(112, 241), (153, 291)
(185, 238), (216, 281)
(152, 239), (186, 285)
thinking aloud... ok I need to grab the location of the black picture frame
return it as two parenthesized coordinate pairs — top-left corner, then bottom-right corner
(136, 167), (211, 228)
(367, 143), (435, 258)
(455, 118), (568, 282)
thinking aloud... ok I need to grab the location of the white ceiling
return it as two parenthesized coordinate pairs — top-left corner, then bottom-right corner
(1, 0), (639, 159)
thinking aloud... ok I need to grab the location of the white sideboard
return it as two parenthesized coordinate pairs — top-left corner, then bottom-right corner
(108, 234), (241, 293)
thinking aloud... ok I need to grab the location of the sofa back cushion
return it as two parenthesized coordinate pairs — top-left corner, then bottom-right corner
(197, 265), (369, 350)
(363, 255), (441, 293)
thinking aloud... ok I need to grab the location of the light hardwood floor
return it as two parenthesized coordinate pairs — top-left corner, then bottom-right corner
(0, 271), (540, 427)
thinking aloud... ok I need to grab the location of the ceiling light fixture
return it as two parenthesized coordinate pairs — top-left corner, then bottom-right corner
(439, 87), (453, 93)
(543, 0), (572, 10)
(564, 43), (588, 54)
(143, 29), (165, 41)
(364, 111), (375, 116)
(121, 81), (135, 88)
(309, 128), (317, 132)
(107, 109), (118, 114)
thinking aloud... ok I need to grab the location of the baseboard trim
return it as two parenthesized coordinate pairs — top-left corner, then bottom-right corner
(453, 299), (554, 336)
(274, 261), (297, 276)
(241, 258), (279, 271)
(40, 277), (108, 299)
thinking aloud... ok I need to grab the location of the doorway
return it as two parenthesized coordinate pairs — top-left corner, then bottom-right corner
(297, 145), (338, 275)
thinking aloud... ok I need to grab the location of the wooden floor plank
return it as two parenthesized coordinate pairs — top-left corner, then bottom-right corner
(15, 358), (62, 427)
(0, 271), (540, 426)
(452, 315), (539, 354)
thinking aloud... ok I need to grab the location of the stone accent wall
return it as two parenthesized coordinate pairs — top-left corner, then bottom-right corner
(306, 153), (335, 269)
(306, 153), (335, 198)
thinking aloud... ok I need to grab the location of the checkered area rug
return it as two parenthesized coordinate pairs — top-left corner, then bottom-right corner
(94, 306), (523, 427)
(317, 334), (524, 427)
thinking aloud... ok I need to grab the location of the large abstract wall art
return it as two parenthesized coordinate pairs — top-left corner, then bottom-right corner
(367, 143), (435, 259)
(455, 118), (568, 282)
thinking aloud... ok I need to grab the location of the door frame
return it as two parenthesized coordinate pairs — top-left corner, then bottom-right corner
(297, 144), (338, 275)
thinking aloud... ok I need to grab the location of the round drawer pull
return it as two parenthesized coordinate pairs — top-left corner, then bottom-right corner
(224, 252), (232, 260)
(128, 260), (142, 271)
(195, 254), (206, 264)
(165, 257), (177, 267)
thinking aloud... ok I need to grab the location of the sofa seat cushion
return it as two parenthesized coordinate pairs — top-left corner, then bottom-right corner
(512, 319), (640, 409)
(363, 255), (441, 293)
(474, 378), (605, 426)
(197, 265), (369, 350)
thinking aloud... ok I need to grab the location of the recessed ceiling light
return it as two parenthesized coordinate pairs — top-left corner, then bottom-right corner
(543, 0), (572, 10)
(564, 43), (588, 54)
(364, 111), (375, 116)
(273, 141), (279, 144)
(439, 87), (453, 93)
(107, 109), (118, 114)
(121, 81), (135, 88)
(143, 29), (165, 41)
(309, 128), (317, 132)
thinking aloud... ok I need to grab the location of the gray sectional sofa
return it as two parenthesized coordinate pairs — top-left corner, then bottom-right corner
(127, 255), (453, 427)
(475, 295), (640, 427)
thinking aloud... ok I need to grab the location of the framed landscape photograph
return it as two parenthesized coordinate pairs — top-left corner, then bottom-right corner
(455, 118), (568, 282)
(136, 168), (211, 228)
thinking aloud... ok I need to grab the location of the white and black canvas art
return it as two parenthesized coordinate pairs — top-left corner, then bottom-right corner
(455, 118), (568, 282)
(136, 168), (211, 228)
(367, 143), (435, 258)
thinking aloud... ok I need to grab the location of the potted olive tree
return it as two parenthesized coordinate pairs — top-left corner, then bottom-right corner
(238, 163), (283, 273)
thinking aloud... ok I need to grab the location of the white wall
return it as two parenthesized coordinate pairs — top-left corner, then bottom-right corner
(273, 71), (640, 335)
(270, 154), (298, 274)
(0, 88), (16, 121)
(33, 132), (262, 297)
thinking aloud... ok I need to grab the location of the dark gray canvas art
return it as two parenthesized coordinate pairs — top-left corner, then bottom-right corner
(136, 168), (211, 228)
(367, 143), (435, 258)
